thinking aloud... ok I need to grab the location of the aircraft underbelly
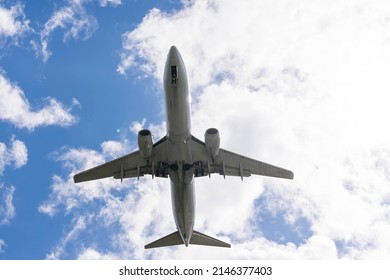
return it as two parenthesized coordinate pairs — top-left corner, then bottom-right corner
(165, 87), (191, 140)
(168, 92), (187, 123)
(170, 179), (195, 242)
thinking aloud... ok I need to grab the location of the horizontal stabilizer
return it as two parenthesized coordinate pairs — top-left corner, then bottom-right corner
(144, 230), (231, 249)
(144, 231), (183, 249)
(190, 230), (231, 248)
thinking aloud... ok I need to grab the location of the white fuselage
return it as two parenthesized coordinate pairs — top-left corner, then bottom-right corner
(163, 46), (195, 246)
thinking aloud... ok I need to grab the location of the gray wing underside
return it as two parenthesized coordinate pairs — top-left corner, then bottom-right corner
(189, 136), (294, 180)
(73, 136), (168, 183)
(73, 134), (293, 183)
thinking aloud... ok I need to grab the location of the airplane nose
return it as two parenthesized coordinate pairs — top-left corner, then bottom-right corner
(164, 45), (187, 87)
(168, 45), (179, 59)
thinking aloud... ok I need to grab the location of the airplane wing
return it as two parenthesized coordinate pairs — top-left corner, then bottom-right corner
(73, 136), (169, 183)
(189, 136), (294, 180)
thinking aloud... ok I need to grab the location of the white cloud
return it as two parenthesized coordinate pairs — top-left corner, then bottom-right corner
(32, 0), (123, 62)
(0, 239), (5, 253)
(45, 0), (390, 259)
(39, 140), (132, 217)
(40, 136), (173, 259)
(0, 184), (15, 225)
(9, 138), (28, 169)
(129, 118), (146, 134)
(77, 248), (119, 259)
(114, 0), (390, 259)
(0, 3), (30, 46)
(0, 138), (25, 226)
(101, 140), (129, 159)
(98, 0), (122, 7)
(0, 72), (77, 130)
(33, 0), (98, 62)
(0, 138), (28, 175)
(46, 216), (87, 259)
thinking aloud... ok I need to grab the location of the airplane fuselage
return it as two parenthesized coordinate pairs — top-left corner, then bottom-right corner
(164, 46), (195, 246)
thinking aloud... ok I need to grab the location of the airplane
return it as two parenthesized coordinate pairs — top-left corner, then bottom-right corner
(73, 46), (294, 249)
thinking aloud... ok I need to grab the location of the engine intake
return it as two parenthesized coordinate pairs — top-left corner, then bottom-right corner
(205, 128), (220, 158)
(138, 129), (153, 158)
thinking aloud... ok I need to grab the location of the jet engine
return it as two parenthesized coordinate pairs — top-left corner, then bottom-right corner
(205, 128), (220, 158)
(138, 129), (153, 158)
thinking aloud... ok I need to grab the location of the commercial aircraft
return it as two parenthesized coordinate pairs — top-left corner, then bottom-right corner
(74, 46), (294, 249)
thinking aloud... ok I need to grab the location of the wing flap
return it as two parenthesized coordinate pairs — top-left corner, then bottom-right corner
(190, 135), (294, 180)
(217, 149), (294, 179)
(73, 136), (168, 183)
(73, 151), (146, 183)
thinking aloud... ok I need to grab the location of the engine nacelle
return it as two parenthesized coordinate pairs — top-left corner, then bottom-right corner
(138, 129), (153, 158)
(205, 128), (220, 158)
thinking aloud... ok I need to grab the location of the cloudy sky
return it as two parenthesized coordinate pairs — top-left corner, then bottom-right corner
(1, 0), (390, 260)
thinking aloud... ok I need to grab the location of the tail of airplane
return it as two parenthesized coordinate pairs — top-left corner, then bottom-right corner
(144, 230), (231, 249)
(190, 230), (231, 248)
(144, 231), (183, 249)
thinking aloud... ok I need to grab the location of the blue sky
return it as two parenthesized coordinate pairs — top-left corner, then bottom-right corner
(1, 0), (178, 259)
(2, 0), (390, 260)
